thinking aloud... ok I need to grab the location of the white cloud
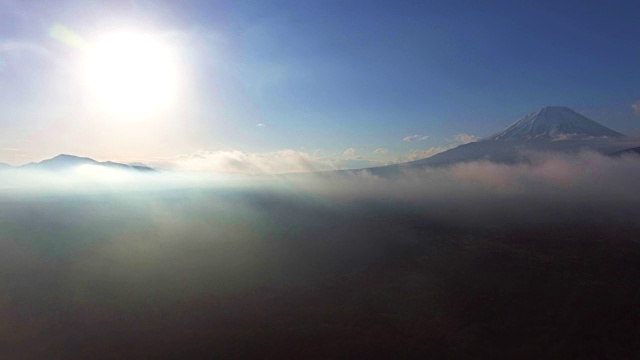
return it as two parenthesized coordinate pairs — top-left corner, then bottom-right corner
(396, 133), (479, 163)
(170, 149), (342, 174)
(406, 147), (449, 161)
(144, 147), (395, 174)
(256, 123), (266, 127)
(403, 135), (430, 142)
(343, 148), (357, 158)
(374, 148), (388, 155)
(450, 133), (478, 144)
(632, 101), (640, 116)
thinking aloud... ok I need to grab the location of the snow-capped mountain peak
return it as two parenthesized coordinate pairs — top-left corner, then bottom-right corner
(485, 106), (624, 141)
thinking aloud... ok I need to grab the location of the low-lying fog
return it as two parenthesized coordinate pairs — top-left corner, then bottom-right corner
(1, 150), (639, 359)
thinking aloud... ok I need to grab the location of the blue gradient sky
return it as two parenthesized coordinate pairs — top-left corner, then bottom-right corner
(1, 0), (639, 169)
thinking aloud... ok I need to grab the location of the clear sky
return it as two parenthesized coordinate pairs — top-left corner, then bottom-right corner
(1, 0), (639, 171)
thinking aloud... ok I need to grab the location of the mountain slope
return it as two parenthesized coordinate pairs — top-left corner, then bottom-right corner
(367, 138), (628, 177)
(367, 106), (630, 176)
(485, 106), (623, 141)
(23, 154), (98, 170)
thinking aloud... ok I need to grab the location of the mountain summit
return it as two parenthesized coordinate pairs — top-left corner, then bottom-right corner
(24, 154), (99, 170)
(20, 154), (154, 172)
(485, 106), (624, 141)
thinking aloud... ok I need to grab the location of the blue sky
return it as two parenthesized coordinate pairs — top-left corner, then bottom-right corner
(1, 0), (639, 170)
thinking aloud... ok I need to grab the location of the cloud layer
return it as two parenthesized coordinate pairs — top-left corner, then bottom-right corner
(4, 150), (640, 220)
(1, 150), (640, 358)
(171, 149), (341, 174)
(287, 150), (640, 227)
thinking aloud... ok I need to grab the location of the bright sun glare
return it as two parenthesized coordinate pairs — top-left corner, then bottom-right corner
(84, 30), (178, 117)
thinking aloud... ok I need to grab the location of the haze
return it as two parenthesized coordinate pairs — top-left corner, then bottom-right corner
(1, 1), (640, 359)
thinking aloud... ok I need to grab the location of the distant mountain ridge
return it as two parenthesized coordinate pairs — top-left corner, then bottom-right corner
(13, 154), (154, 172)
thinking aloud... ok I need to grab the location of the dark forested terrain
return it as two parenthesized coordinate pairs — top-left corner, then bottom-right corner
(1, 187), (638, 359)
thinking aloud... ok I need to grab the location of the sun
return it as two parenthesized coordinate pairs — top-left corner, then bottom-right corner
(83, 30), (179, 117)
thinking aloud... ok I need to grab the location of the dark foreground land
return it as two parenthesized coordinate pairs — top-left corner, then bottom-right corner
(0, 190), (638, 359)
